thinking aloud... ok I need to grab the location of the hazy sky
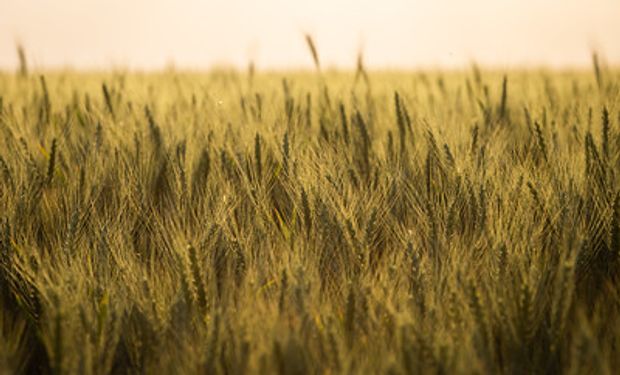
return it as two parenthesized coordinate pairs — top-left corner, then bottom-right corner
(1, 0), (619, 70)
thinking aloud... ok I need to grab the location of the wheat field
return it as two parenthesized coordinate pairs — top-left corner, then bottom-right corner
(0, 63), (619, 374)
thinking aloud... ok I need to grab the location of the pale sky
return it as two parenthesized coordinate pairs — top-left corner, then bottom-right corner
(1, 0), (619, 70)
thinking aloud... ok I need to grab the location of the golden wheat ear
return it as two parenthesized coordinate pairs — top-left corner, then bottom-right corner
(304, 34), (320, 71)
